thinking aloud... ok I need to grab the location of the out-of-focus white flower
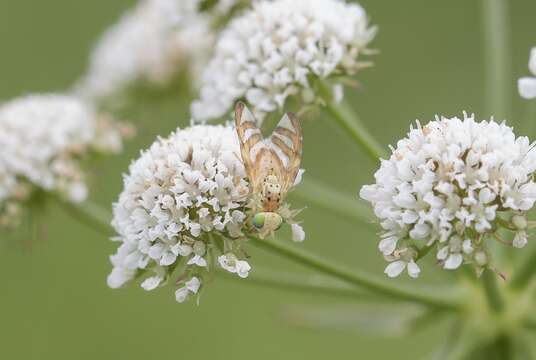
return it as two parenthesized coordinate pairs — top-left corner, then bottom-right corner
(76, 0), (247, 102)
(0, 94), (127, 227)
(291, 223), (305, 242)
(360, 113), (536, 277)
(107, 124), (305, 302)
(519, 47), (536, 99)
(191, 0), (376, 123)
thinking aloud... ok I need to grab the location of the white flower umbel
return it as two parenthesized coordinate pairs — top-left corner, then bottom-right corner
(107, 124), (304, 303)
(0, 94), (128, 227)
(519, 47), (536, 99)
(76, 0), (247, 103)
(191, 0), (376, 123)
(360, 113), (536, 278)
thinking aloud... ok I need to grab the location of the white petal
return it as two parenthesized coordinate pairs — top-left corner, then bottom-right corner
(513, 232), (528, 248)
(384, 261), (406, 278)
(236, 261), (251, 278)
(141, 276), (163, 291)
(160, 251), (177, 266)
(462, 240), (474, 254)
(193, 241), (206, 256)
(409, 223), (430, 239)
(293, 169), (305, 186)
(68, 182), (88, 203)
(107, 267), (135, 289)
(185, 277), (201, 294)
(174, 244), (193, 257)
(218, 254), (237, 273)
(332, 84), (344, 104)
(175, 287), (189, 303)
(529, 47), (536, 75)
(291, 224), (306, 242)
(437, 246), (449, 260)
(444, 253), (463, 270)
(518, 77), (536, 99)
(188, 255), (207, 267)
(401, 210), (418, 224)
(359, 185), (377, 201)
(407, 260), (421, 279)
(378, 236), (397, 255)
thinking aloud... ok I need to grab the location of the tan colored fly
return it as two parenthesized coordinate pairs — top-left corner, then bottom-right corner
(234, 102), (303, 238)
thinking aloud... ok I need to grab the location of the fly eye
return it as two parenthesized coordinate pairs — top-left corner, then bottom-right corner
(252, 213), (265, 229)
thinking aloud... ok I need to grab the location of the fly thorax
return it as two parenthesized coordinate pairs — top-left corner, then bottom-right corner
(261, 175), (282, 212)
(252, 212), (283, 235)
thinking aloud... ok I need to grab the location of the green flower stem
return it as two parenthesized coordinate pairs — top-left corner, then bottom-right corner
(55, 197), (113, 237)
(481, 0), (511, 120)
(62, 199), (460, 310)
(318, 82), (387, 161)
(218, 267), (382, 301)
(416, 243), (435, 261)
(510, 248), (536, 289)
(432, 321), (475, 360)
(482, 269), (505, 313)
(291, 177), (376, 230)
(249, 236), (461, 311)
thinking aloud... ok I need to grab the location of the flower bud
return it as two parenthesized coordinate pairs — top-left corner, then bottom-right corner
(512, 215), (528, 230)
(474, 251), (488, 267)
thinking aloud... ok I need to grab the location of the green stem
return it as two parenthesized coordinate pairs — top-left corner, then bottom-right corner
(510, 248), (536, 289)
(63, 199), (460, 310)
(318, 83), (387, 160)
(249, 236), (460, 311)
(416, 243), (435, 261)
(481, 0), (511, 120)
(291, 177), (376, 230)
(218, 267), (381, 301)
(482, 269), (504, 313)
(55, 197), (112, 236)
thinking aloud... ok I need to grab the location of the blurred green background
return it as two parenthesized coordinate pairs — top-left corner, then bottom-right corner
(1, 0), (535, 359)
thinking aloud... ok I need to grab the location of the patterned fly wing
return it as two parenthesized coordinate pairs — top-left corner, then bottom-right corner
(268, 113), (303, 196)
(234, 102), (303, 200)
(235, 102), (265, 192)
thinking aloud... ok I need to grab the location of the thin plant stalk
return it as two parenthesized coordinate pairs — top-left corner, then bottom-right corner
(480, 0), (512, 267)
(63, 199), (460, 311)
(291, 177), (376, 230)
(511, 249), (536, 289)
(481, 0), (511, 121)
(318, 82), (387, 160)
(55, 198), (113, 236)
(218, 267), (382, 301)
(249, 236), (460, 310)
(482, 269), (505, 313)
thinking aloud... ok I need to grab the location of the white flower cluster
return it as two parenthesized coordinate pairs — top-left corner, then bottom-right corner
(519, 47), (536, 99)
(0, 94), (127, 227)
(360, 114), (536, 278)
(191, 0), (376, 123)
(108, 124), (305, 302)
(108, 125), (251, 303)
(76, 0), (246, 102)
